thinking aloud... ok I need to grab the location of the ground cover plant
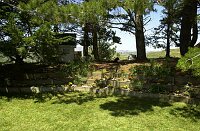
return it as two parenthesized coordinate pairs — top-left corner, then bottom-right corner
(0, 92), (200, 131)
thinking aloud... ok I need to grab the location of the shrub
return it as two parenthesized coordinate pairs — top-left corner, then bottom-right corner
(61, 60), (90, 84)
(177, 47), (200, 76)
(129, 61), (171, 81)
(149, 84), (166, 94)
(94, 79), (107, 88)
(129, 60), (172, 93)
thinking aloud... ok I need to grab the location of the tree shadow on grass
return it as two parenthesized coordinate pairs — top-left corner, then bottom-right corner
(0, 91), (95, 105)
(100, 97), (172, 117)
(51, 92), (95, 105)
(0, 93), (33, 102)
(170, 104), (200, 122)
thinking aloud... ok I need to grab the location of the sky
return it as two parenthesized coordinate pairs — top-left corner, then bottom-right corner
(114, 5), (164, 52)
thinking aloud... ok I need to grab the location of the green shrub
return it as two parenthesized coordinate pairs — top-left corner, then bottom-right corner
(130, 79), (144, 91)
(61, 60), (90, 84)
(149, 84), (166, 94)
(177, 47), (200, 76)
(129, 61), (171, 80)
(94, 79), (107, 88)
(129, 60), (172, 93)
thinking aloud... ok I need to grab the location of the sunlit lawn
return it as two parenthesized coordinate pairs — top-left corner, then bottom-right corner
(0, 92), (200, 131)
(147, 48), (181, 58)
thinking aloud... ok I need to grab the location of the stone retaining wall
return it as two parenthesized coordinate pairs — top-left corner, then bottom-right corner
(1, 86), (199, 104)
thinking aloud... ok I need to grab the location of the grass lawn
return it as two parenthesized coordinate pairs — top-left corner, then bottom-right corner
(115, 48), (180, 60)
(0, 92), (200, 131)
(147, 48), (181, 58)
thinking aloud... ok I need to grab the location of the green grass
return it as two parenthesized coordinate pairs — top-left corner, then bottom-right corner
(115, 49), (180, 60)
(0, 92), (200, 131)
(147, 48), (181, 58)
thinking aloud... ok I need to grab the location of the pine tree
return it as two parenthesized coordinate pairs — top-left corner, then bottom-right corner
(146, 0), (180, 58)
(180, 0), (198, 56)
(0, 0), (75, 64)
(109, 0), (154, 60)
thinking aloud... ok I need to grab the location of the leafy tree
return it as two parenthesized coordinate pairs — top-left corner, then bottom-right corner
(0, 1), (31, 64)
(97, 28), (120, 61)
(69, 0), (120, 61)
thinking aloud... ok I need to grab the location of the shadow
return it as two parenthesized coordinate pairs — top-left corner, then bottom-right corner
(0, 91), (96, 105)
(51, 92), (95, 105)
(100, 96), (172, 117)
(0, 95), (29, 102)
(170, 104), (200, 122)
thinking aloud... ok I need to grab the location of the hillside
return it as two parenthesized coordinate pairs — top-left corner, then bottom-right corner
(147, 48), (180, 58)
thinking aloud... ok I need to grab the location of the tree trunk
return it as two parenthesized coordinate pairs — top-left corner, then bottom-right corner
(135, 14), (147, 60)
(180, 2), (191, 56)
(53, 24), (59, 32)
(190, 22), (198, 47)
(180, 0), (197, 55)
(166, 22), (171, 58)
(15, 54), (24, 65)
(190, 1), (198, 47)
(92, 25), (99, 61)
(83, 24), (89, 57)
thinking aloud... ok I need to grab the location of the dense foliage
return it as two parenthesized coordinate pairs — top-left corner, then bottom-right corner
(98, 42), (116, 61)
(0, 0), (72, 64)
(177, 47), (200, 76)
(60, 60), (90, 84)
(129, 60), (172, 93)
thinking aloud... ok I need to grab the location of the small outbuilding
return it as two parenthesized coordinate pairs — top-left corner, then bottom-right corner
(56, 33), (76, 63)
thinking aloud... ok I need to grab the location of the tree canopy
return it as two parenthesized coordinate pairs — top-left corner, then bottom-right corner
(0, 0), (200, 63)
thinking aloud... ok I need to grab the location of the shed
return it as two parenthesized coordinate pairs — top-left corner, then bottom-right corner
(56, 33), (76, 63)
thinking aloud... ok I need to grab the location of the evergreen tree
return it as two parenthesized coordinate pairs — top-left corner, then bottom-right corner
(0, 0), (74, 64)
(180, 0), (198, 56)
(146, 0), (180, 58)
(109, 0), (154, 60)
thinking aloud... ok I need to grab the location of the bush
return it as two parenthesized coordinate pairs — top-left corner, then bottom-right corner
(149, 84), (166, 94)
(177, 47), (200, 76)
(129, 60), (171, 80)
(129, 60), (172, 93)
(130, 79), (144, 91)
(61, 60), (90, 84)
